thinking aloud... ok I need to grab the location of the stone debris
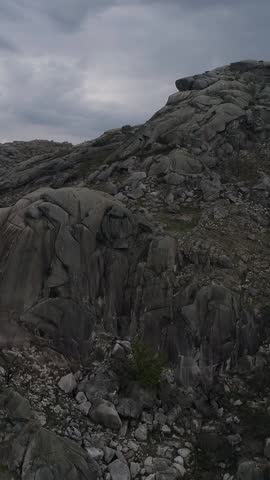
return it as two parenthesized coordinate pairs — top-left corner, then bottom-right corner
(58, 373), (77, 394)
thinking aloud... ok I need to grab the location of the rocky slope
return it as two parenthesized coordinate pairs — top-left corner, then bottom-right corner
(0, 59), (270, 480)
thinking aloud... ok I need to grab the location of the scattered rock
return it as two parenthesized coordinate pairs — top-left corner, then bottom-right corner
(58, 373), (77, 394)
(76, 391), (87, 404)
(104, 447), (116, 464)
(0, 388), (33, 420)
(109, 459), (131, 480)
(112, 343), (126, 360)
(227, 434), (242, 447)
(177, 449), (191, 459)
(161, 425), (171, 436)
(130, 462), (141, 478)
(90, 400), (122, 431)
(173, 463), (186, 477)
(77, 401), (91, 416)
(201, 173), (221, 201)
(135, 424), (148, 442)
(86, 447), (104, 462)
(174, 456), (184, 466)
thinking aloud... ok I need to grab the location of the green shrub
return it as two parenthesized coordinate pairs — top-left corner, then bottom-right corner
(129, 338), (167, 388)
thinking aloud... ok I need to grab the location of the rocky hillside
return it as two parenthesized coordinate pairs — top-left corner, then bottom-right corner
(0, 59), (270, 480)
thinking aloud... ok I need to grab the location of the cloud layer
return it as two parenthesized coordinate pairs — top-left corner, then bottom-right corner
(0, 0), (269, 144)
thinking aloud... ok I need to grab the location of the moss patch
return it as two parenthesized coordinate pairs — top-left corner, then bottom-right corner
(157, 207), (201, 234)
(77, 144), (117, 179)
(78, 156), (105, 178)
(0, 464), (9, 473)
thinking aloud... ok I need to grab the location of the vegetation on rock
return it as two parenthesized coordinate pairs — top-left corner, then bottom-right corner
(129, 338), (167, 388)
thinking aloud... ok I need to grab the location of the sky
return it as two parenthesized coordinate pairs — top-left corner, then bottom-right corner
(0, 0), (269, 144)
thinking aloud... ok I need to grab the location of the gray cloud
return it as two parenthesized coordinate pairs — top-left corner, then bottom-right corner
(0, 2), (21, 20)
(37, 0), (100, 30)
(0, 35), (18, 52)
(0, 0), (269, 144)
(143, 0), (253, 6)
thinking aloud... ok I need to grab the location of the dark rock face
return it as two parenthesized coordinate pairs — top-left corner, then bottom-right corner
(0, 185), (260, 375)
(0, 187), (146, 354)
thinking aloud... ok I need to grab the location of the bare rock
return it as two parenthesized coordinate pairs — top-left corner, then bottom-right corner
(135, 424), (148, 442)
(58, 373), (77, 394)
(109, 460), (131, 480)
(90, 400), (122, 431)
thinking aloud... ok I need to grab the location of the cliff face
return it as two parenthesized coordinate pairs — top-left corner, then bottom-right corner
(0, 60), (270, 480)
(1, 59), (269, 367)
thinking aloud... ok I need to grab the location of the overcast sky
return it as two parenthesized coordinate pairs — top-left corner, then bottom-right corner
(0, 0), (269, 144)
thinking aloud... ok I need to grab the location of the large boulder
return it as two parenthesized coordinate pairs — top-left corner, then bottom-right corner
(237, 461), (270, 480)
(175, 72), (219, 92)
(0, 187), (147, 353)
(21, 427), (98, 480)
(78, 367), (119, 402)
(149, 149), (202, 178)
(0, 389), (33, 421)
(90, 400), (122, 430)
(109, 460), (131, 480)
(0, 389), (98, 480)
(117, 382), (156, 419)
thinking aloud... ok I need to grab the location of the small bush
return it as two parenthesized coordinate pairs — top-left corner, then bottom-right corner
(129, 338), (167, 388)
